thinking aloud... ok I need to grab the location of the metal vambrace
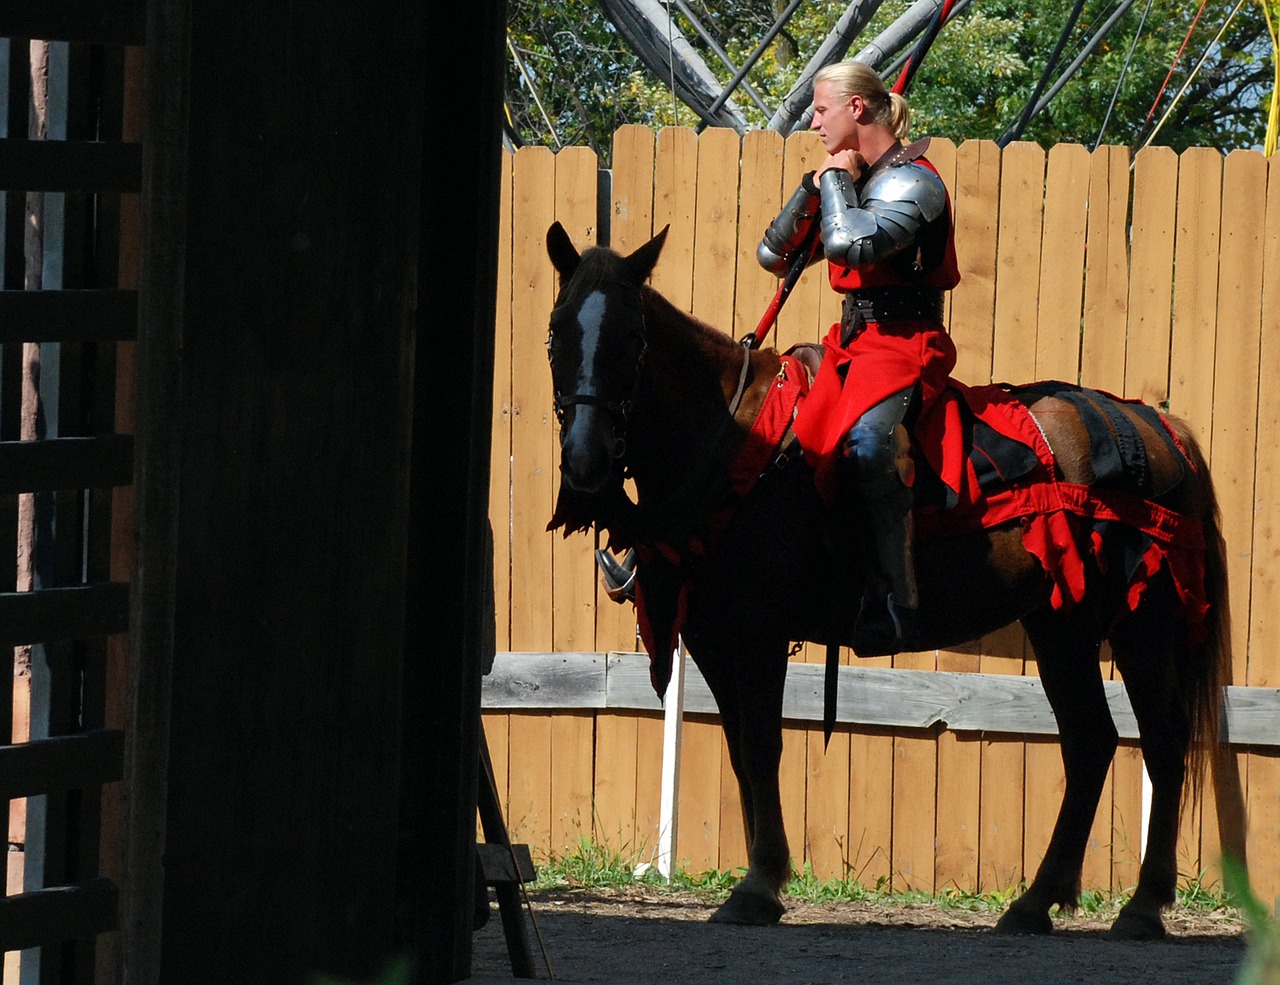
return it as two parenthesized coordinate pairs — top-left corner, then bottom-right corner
(756, 180), (820, 275)
(818, 164), (946, 269)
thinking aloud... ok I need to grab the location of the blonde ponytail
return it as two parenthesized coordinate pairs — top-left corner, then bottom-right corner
(814, 61), (913, 140)
(886, 92), (912, 140)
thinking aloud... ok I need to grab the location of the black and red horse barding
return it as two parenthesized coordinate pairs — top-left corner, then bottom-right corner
(543, 221), (1245, 938)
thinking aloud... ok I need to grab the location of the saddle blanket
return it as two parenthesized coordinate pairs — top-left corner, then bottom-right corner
(633, 354), (1209, 696)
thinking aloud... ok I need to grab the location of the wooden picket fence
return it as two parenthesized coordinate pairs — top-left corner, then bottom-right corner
(483, 125), (1280, 907)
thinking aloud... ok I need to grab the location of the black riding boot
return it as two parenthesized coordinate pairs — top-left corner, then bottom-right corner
(842, 391), (921, 655)
(853, 463), (919, 654)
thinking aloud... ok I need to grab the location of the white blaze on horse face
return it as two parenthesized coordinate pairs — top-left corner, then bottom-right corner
(574, 290), (608, 396)
(558, 288), (617, 492)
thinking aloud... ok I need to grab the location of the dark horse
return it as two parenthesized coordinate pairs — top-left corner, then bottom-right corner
(543, 221), (1244, 939)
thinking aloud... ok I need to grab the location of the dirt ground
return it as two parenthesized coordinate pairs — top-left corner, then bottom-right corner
(469, 884), (1251, 984)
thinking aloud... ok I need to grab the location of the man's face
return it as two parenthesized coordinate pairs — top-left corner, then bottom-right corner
(811, 80), (862, 153)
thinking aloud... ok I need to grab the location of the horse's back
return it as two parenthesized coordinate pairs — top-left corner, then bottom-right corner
(1016, 382), (1203, 514)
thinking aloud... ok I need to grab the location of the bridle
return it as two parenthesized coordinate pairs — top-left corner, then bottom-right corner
(547, 280), (648, 462)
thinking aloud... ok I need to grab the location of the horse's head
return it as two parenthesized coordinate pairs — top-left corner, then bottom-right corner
(545, 221), (668, 495)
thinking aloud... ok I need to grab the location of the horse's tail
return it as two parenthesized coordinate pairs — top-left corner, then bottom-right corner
(1168, 417), (1247, 876)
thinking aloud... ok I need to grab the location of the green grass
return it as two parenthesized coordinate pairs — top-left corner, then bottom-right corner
(532, 836), (1244, 920)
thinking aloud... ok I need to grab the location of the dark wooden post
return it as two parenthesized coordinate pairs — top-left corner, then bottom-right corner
(128, 1), (454, 981)
(401, 3), (508, 982)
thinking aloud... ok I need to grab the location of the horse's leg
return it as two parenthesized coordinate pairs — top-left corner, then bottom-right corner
(1106, 579), (1192, 941)
(696, 637), (791, 926)
(683, 625), (789, 925)
(994, 606), (1116, 935)
(688, 641), (757, 851)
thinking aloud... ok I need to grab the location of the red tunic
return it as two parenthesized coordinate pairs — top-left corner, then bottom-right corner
(791, 156), (961, 504)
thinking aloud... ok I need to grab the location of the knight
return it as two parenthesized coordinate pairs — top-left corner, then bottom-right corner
(757, 60), (961, 654)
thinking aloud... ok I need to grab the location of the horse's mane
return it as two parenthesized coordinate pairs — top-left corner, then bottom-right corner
(639, 282), (739, 353)
(558, 243), (743, 358)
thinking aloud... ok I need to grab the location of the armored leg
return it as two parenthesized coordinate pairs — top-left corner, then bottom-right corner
(841, 387), (919, 654)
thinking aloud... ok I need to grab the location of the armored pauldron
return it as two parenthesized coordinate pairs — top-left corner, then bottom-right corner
(818, 162), (947, 268)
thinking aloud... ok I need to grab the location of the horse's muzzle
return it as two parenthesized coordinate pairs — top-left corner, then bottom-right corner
(558, 408), (622, 494)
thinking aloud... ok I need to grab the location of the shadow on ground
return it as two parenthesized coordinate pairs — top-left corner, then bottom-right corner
(467, 888), (1248, 984)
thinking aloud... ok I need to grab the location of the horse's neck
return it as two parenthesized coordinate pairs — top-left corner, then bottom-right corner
(626, 297), (755, 525)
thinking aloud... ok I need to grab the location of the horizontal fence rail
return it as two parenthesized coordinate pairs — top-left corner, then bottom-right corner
(0, 879), (119, 952)
(483, 652), (1280, 746)
(0, 6), (145, 45)
(0, 436), (134, 492)
(0, 289), (139, 343)
(0, 138), (143, 192)
(0, 730), (124, 800)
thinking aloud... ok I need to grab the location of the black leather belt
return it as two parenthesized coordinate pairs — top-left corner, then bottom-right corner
(840, 287), (944, 345)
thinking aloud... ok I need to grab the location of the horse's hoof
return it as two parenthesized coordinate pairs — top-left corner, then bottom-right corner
(1108, 906), (1166, 941)
(993, 905), (1053, 935)
(708, 889), (784, 926)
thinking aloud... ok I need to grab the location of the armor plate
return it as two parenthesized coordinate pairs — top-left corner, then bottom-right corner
(818, 162), (946, 268)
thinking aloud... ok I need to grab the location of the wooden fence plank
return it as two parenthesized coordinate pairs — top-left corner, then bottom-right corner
(594, 125), (655, 857)
(934, 137), (995, 893)
(1213, 148), (1268, 902)
(551, 145), (601, 655)
(1023, 142), (1089, 885)
(546, 144), (603, 859)
(650, 126), (724, 874)
(1125, 147), (1178, 407)
(1201, 150), (1267, 897)
(1167, 146), (1223, 886)
(1244, 152), (1280, 911)
(1118, 145), (1181, 895)
(1168, 148), (1223, 448)
(724, 126), (784, 874)
(691, 127), (741, 331)
(693, 130), (747, 879)
(1078, 145), (1132, 895)
(982, 139), (1044, 893)
(492, 148), (514, 655)
(1080, 145), (1129, 395)
(652, 127), (698, 311)
(484, 149), (515, 860)
(506, 145), (559, 858)
(733, 129), (784, 344)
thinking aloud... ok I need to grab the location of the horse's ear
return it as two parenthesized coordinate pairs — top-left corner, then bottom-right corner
(624, 224), (668, 285)
(547, 221), (581, 280)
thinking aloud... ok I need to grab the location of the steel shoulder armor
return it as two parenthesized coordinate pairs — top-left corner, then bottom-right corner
(818, 162), (947, 269)
(756, 180), (820, 274)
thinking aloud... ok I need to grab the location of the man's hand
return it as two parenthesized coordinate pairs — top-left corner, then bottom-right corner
(819, 149), (866, 181)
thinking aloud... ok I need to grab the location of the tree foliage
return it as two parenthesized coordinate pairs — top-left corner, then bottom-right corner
(504, 0), (1277, 160)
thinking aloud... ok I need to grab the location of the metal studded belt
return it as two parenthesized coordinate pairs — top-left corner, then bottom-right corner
(840, 287), (945, 345)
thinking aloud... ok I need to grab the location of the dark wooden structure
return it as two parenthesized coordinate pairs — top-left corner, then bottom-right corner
(1, 2), (505, 983)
